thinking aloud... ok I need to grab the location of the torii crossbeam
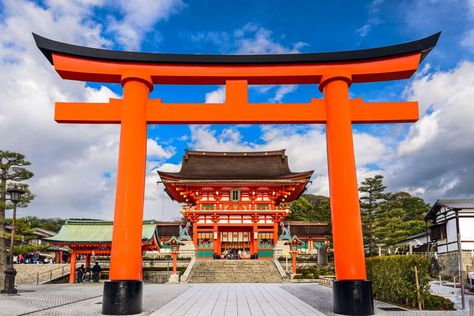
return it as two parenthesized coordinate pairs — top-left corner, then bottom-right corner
(34, 32), (439, 316)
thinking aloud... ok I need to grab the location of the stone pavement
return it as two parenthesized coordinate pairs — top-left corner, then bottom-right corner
(0, 282), (471, 316)
(151, 283), (324, 316)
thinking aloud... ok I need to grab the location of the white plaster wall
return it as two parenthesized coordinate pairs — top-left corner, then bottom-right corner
(447, 218), (458, 243)
(460, 218), (474, 241)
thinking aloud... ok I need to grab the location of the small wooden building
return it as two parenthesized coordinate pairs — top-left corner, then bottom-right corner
(45, 219), (160, 283)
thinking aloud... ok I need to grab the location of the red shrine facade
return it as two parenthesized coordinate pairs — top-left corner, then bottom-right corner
(158, 150), (313, 259)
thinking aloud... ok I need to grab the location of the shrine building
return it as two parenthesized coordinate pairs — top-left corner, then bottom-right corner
(158, 149), (318, 259)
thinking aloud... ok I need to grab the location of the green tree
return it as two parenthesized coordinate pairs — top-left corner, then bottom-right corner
(288, 194), (331, 222)
(0, 151), (34, 287)
(375, 192), (428, 246)
(359, 175), (386, 255)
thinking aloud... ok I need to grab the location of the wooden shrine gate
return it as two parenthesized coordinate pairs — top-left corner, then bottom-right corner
(34, 32), (439, 315)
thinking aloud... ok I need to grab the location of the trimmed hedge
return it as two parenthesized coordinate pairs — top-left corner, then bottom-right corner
(366, 255), (454, 310)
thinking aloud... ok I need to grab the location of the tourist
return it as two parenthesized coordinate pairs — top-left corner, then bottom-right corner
(76, 264), (85, 283)
(85, 265), (92, 282)
(92, 262), (101, 282)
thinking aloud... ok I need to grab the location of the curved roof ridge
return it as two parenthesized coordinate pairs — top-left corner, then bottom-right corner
(33, 32), (440, 65)
(184, 149), (286, 157)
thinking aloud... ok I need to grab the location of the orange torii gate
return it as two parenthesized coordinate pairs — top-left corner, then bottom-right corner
(34, 32), (439, 315)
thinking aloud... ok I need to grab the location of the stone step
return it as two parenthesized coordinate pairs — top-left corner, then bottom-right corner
(187, 260), (282, 283)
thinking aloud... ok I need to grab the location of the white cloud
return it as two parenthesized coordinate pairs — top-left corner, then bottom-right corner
(0, 0), (183, 220)
(355, 0), (384, 38)
(199, 23), (307, 104)
(187, 124), (390, 198)
(461, 29), (474, 52)
(233, 23), (307, 55)
(385, 61), (474, 200)
(147, 139), (175, 159)
(106, 0), (185, 50)
(205, 86), (226, 103)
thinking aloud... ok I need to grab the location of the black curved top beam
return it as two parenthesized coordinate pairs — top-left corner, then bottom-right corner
(33, 32), (440, 66)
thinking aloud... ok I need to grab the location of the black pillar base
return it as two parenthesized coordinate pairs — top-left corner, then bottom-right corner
(1, 267), (18, 295)
(333, 280), (374, 315)
(102, 280), (142, 315)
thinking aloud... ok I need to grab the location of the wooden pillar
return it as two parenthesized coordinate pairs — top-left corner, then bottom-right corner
(322, 74), (366, 281)
(252, 215), (259, 257)
(292, 252), (297, 275)
(273, 221), (279, 247)
(109, 75), (152, 282)
(193, 222), (198, 248)
(172, 253), (177, 275)
(69, 251), (76, 284)
(213, 220), (219, 257)
(59, 250), (63, 264)
(85, 254), (91, 268)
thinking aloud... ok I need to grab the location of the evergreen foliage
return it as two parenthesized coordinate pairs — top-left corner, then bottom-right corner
(287, 194), (330, 222)
(0, 150), (34, 287)
(359, 175), (430, 254)
(359, 175), (385, 255)
(288, 175), (430, 255)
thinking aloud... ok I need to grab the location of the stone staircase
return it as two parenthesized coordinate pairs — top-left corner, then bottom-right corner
(14, 264), (70, 285)
(187, 260), (282, 283)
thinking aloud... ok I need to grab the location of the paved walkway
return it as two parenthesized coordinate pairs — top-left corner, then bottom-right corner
(151, 284), (324, 316)
(0, 283), (471, 315)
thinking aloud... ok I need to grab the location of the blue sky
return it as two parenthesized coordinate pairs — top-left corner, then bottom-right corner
(1, 0), (474, 220)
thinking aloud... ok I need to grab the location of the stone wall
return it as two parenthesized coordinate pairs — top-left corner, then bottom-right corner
(437, 251), (474, 278)
(143, 271), (170, 284)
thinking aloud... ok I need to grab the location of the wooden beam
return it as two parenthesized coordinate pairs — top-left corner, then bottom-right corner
(350, 98), (419, 123)
(54, 97), (417, 125)
(146, 98), (327, 124)
(55, 98), (122, 123)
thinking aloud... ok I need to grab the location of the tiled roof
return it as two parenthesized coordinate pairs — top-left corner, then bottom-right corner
(158, 150), (313, 180)
(45, 219), (158, 244)
(425, 199), (474, 221)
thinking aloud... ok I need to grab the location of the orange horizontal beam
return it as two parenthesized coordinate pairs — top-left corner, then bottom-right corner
(350, 98), (419, 123)
(54, 98), (418, 125)
(146, 98), (327, 124)
(55, 98), (122, 123)
(52, 52), (421, 85)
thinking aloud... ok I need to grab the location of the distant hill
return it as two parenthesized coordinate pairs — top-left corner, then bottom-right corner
(303, 194), (329, 204)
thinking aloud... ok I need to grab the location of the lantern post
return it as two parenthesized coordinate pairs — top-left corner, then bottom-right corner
(165, 236), (185, 283)
(285, 235), (302, 277)
(2, 188), (25, 295)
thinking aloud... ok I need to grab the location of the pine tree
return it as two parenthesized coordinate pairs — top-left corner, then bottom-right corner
(0, 151), (34, 288)
(359, 175), (386, 256)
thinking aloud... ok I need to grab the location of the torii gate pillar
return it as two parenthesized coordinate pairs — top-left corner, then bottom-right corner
(323, 74), (373, 314)
(103, 75), (152, 315)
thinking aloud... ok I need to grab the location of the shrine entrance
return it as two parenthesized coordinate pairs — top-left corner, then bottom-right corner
(34, 32), (440, 315)
(220, 230), (251, 260)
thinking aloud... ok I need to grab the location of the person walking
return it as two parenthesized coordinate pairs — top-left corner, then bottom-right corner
(76, 264), (85, 283)
(92, 262), (101, 283)
(85, 265), (92, 283)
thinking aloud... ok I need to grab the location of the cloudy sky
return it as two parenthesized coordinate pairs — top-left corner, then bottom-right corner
(1, 0), (474, 220)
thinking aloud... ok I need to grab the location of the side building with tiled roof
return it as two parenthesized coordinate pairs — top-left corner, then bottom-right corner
(425, 199), (474, 278)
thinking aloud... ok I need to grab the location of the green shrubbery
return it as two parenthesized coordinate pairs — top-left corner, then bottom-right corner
(424, 294), (454, 310)
(366, 255), (454, 310)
